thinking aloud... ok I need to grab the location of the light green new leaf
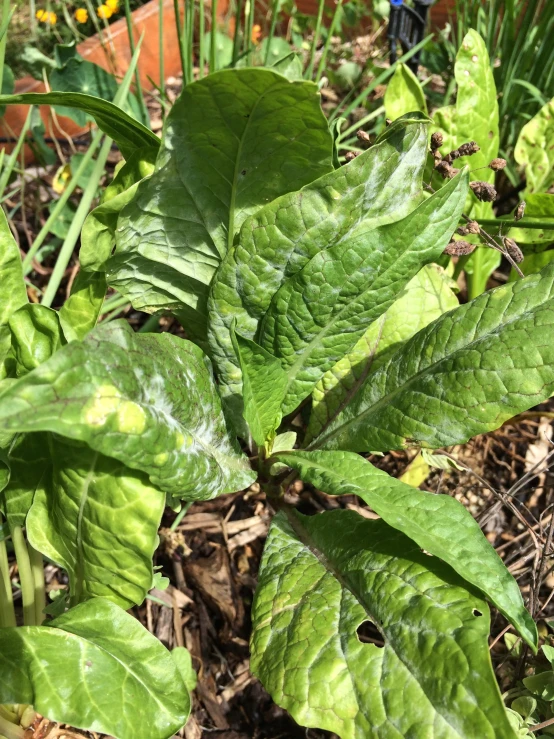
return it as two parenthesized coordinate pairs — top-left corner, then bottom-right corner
(384, 63), (427, 121)
(314, 262), (554, 453)
(0, 207), (27, 378)
(107, 69), (333, 336)
(0, 433), (49, 531)
(515, 97), (554, 194)
(260, 171), (468, 414)
(59, 269), (107, 342)
(172, 646), (198, 693)
(307, 265), (458, 441)
(0, 92), (159, 159)
(0, 598), (191, 739)
(8, 304), (65, 377)
(251, 510), (517, 739)
(275, 450), (537, 649)
(231, 330), (287, 447)
(27, 438), (164, 608)
(272, 52), (304, 80)
(208, 116), (431, 423)
(0, 321), (254, 499)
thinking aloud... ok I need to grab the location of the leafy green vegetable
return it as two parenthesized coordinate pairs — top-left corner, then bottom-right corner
(0, 321), (254, 500)
(307, 264), (458, 442)
(275, 449), (537, 649)
(251, 510), (516, 739)
(0, 434), (49, 530)
(8, 305), (65, 377)
(0, 598), (191, 739)
(259, 171), (467, 414)
(27, 438), (165, 608)
(107, 69), (333, 337)
(0, 207), (28, 380)
(384, 63), (427, 120)
(515, 97), (554, 194)
(314, 263), (554, 453)
(59, 270), (107, 342)
(208, 116), (430, 423)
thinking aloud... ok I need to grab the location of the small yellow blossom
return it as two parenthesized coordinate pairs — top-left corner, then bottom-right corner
(74, 7), (89, 23)
(97, 3), (113, 19)
(251, 23), (262, 44)
(36, 8), (57, 24)
(105, 0), (120, 11)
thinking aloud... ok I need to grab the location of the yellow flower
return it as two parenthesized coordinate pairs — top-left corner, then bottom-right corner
(105, 0), (120, 11)
(97, 3), (113, 19)
(35, 8), (47, 20)
(36, 9), (57, 24)
(251, 23), (262, 44)
(74, 7), (89, 23)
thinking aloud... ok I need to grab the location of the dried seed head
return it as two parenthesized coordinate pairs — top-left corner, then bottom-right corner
(430, 131), (443, 151)
(456, 141), (480, 158)
(470, 181), (497, 202)
(356, 129), (371, 144)
(503, 237), (523, 263)
(436, 161), (460, 179)
(444, 240), (476, 256)
(433, 149), (443, 164)
(514, 200), (526, 221)
(457, 226), (468, 235)
(489, 157), (507, 171)
(465, 220), (480, 234)
(344, 151), (360, 162)
(385, 118), (392, 127)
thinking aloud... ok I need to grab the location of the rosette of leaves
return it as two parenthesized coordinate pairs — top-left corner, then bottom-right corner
(2, 66), (554, 738)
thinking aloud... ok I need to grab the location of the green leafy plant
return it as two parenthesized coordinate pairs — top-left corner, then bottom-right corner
(3, 66), (554, 738)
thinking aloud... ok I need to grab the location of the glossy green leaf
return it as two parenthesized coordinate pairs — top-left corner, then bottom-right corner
(384, 63), (427, 120)
(515, 96), (554, 194)
(259, 171), (468, 414)
(314, 262), (554, 453)
(27, 438), (165, 608)
(0, 598), (191, 739)
(8, 304), (65, 377)
(275, 449), (537, 649)
(172, 646), (198, 693)
(272, 52), (304, 80)
(106, 69), (333, 336)
(307, 265), (458, 441)
(0, 434), (49, 531)
(208, 116), (431, 423)
(251, 510), (516, 739)
(0, 207), (27, 327)
(0, 321), (254, 500)
(80, 147), (158, 273)
(231, 330), (287, 447)
(59, 270), (107, 342)
(0, 92), (159, 159)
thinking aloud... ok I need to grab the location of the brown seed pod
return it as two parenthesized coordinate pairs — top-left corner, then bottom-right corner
(344, 151), (359, 162)
(385, 118), (392, 127)
(444, 240), (476, 256)
(449, 141), (480, 160)
(489, 157), (507, 171)
(436, 161), (460, 180)
(457, 226), (468, 235)
(470, 181), (497, 201)
(503, 237), (524, 263)
(430, 131), (443, 151)
(356, 129), (371, 145)
(433, 150), (443, 164)
(465, 220), (480, 234)
(514, 200), (526, 221)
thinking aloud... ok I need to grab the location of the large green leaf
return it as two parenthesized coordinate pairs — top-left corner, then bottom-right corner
(259, 172), (468, 414)
(0, 207), (28, 379)
(515, 96), (554, 194)
(208, 116), (431, 423)
(251, 510), (516, 739)
(0, 433), (49, 530)
(0, 321), (254, 499)
(275, 449), (537, 649)
(307, 264), (458, 441)
(384, 63), (427, 120)
(0, 92), (159, 159)
(313, 262), (554, 453)
(58, 270), (107, 342)
(106, 69), (333, 336)
(27, 438), (164, 608)
(0, 598), (191, 739)
(8, 304), (65, 377)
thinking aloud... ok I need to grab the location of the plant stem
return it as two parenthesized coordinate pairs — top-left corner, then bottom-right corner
(28, 544), (45, 626)
(170, 501), (192, 531)
(186, 0), (195, 84)
(232, 0), (244, 66)
(315, 0), (343, 83)
(174, 0), (188, 81)
(123, 0), (150, 127)
(138, 314), (161, 332)
(0, 0), (12, 94)
(0, 714), (24, 739)
(198, 0), (205, 78)
(305, 0), (326, 79)
(210, 0), (218, 73)
(159, 0), (166, 99)
(0, 524), (16, 628)
(477, 218), (554, 230)
(12, 527), (35, 627)
(244, 0), (254, 65)
(264, 0), (281, 66)
(41, 135), (113, 308)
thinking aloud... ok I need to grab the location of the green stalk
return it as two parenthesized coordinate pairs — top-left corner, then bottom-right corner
(12, 527), (35, 626)
(264, 0), (281, 66)
(0, 714), (24, 739)
(174, 0), (188, 81)
(210, 0), (218, 73)
(0, 525), (15, 628)
(476, 218), (554, 230)
(0, 108), (33, 197)
(185, 0), (195, 84)
(244, 0), (254, 65)
(232, 0), (244, 66)
(124, 0), (150, 127)
(315, 0), (343, 83)
(305, 0), (325, 79)
(138, 314), (161, 332)
(198, 0), (205, 78)
(41, 135), (113, 308)
(159, 0), (166, 97)
(28, 544), (45, 626)
(0, 0), (13, 94)
(101, 292), (129, 313)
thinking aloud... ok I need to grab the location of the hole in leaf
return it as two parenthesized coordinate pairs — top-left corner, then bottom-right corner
(473, 609), (483, 617)
(356, 620), (384, 648)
